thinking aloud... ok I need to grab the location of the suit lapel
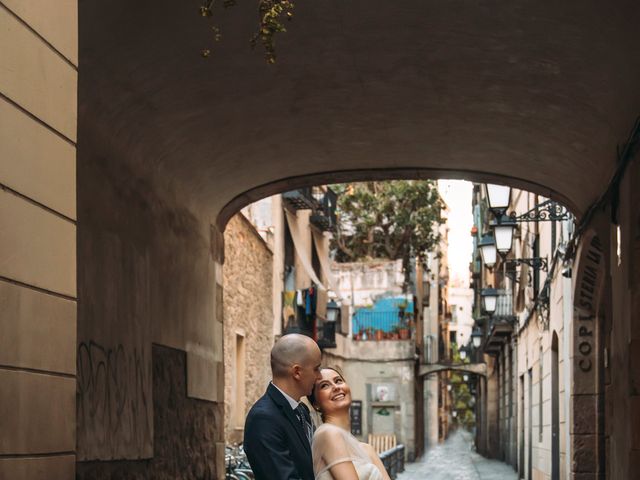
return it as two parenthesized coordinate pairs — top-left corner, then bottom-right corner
(267, 384), (311, 454)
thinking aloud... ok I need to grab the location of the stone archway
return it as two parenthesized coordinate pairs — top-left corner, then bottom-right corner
(418, 362), (487, 379)
(6, 0), (640, 478)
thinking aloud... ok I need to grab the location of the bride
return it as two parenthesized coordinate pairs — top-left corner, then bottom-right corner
(308, 368), (391, 480)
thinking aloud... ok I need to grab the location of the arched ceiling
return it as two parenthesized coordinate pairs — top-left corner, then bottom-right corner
(78, 0), (640, 224)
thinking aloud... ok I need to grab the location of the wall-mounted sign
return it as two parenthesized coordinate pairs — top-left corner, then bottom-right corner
(350, 400), (362, 436)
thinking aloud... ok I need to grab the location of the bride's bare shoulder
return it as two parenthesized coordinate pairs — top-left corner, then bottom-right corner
(314, 423), (346, 439)
(359, 442), (377, 458)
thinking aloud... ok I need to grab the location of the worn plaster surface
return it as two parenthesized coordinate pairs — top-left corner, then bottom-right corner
(79, 0), (640, 223)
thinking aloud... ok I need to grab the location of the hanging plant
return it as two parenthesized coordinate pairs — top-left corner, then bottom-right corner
(199, 0), (295, 63)
(251, 0), (295, 64)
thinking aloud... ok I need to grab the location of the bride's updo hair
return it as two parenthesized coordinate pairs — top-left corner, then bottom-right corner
(308, 366), (346, 410)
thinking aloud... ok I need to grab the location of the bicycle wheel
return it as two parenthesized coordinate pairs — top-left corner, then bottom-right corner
(233, 471), (252, 480)
(235, 468), (255, 479)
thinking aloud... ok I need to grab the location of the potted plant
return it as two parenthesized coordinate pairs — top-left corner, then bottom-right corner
(390, 324), (400, 340)
(363, 326), (374, 341)
(375, 328), (384, 341)
(398, 315), (411, 340)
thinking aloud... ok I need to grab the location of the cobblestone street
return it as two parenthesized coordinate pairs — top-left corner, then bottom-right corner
(398, 431), (517, 480)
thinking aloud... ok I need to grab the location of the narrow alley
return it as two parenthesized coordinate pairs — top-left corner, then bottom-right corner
(4, 1), (640, 479)
(399, 431), (517, 480)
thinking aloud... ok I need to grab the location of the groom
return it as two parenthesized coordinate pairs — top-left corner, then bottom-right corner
(244, 333), (322, 480)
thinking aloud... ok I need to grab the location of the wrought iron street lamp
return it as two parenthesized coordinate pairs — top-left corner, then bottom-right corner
(483, 184), (572, 224)
(485, 184), (512, 216)
(508, 199), (571, 223)
(459, 348), (467, 360)
(481, 288), (499, 315)
(490, 215), (517, 256)
(478, 234), (497, 269)
(488, 215), (548, 272)
(505, 257), (548, 272)
(326, 300), (340, 322)
(471, 327), (483, 348)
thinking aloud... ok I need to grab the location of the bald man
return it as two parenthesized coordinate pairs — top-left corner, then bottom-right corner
(244, 334), (322, 480)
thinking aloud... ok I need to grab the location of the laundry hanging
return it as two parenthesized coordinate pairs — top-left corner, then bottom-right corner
(311, 229), (338, 293)
(285, 210), (326, 289)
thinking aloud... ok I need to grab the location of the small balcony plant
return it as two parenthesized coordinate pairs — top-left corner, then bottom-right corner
(398, 313), (411, 340)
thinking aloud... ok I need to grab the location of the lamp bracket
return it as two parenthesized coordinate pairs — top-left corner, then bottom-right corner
(505, 257), (548, 272)
(508, 199), (571, 223)
(535, 284), (551, 330)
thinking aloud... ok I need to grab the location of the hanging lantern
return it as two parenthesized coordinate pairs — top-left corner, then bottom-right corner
(485, 183), (512, 216)
(478, 234), (497, 269)
(481, 288), (499, 314)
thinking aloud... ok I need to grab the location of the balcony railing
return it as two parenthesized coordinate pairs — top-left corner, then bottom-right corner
(316, 316), (337, 349)
(352, 311), (413, 341)
(310, 187), (337, 232)
(379, 445), (405, 479)
(483, 289), (516, 354)
(282, 188), (317, 210)
(282, 187), (338, 231)
(281, 289), (336, 349)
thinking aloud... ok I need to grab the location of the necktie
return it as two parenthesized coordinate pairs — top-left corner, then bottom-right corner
(295, 403), (314, 446)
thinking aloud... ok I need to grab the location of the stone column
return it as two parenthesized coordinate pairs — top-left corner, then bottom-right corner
(571, 229), (607, 479)
(0, 2), (78, 478)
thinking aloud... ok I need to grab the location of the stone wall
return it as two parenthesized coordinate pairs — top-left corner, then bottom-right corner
(77, 345), (221, 479)
(75, 131), (225, 474)
(223, 214), (275, 444)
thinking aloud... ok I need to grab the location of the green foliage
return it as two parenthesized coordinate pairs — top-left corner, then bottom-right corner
(200, 0), (294, 63)
(331, 181), (444, 288)
(449, 343), (476, 430)
(251, 0), (295, 64)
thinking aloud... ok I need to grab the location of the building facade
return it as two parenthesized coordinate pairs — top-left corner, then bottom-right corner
(471, 183), (575, 479)
(328, 259), (419, 460)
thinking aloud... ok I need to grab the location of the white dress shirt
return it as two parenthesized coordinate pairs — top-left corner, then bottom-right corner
(272, 382), (300, 410)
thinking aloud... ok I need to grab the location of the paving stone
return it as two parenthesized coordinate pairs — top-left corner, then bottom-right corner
(397, 430), (517, 480)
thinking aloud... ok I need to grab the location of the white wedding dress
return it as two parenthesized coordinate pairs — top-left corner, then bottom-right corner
(312, 423), (384, 480)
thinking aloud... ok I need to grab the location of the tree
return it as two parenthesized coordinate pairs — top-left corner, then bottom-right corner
(331, 180), (444, 289)
(449, 345), (476, 431)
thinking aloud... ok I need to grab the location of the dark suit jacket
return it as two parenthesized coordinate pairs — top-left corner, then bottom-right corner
(244, 383), (314, 480)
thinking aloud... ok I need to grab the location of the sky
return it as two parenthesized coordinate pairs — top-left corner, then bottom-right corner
(437, 180), (474, 287)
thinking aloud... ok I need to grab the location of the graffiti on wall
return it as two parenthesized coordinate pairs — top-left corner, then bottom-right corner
(77, 340), (153, 460)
